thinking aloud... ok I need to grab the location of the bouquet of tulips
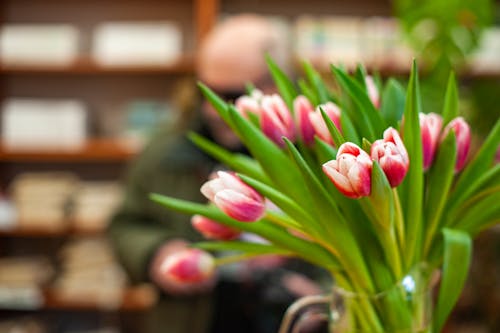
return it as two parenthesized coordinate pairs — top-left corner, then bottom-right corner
(152, 59), (500, 332)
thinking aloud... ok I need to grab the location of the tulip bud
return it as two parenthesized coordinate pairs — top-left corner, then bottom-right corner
(261, 94), (296, 147)
(371, 128), (409, 187)
(201, 171), (265, 222)
(323, 142), (372, 198)
(160, 248), (215, 283)
(419, 113), (443, 170)
(309, 102), (342, 145)
(442, 117), (471, 172)
(235, 89), (263, 118)
(191, 215), (241, 240)
(365, 76), (380, 108)
(293, 95), (316, 146)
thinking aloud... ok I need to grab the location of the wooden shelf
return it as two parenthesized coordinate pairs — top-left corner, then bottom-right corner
(0, 55), (195, 76)
(0, 225), (104, 237)
(0, 138), (140, 162)
(43, 285), (157, 311)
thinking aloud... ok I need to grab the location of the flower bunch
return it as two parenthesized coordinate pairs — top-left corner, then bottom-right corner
(152, 59), (499, 332)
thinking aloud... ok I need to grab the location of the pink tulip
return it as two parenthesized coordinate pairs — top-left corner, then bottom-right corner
(371, 127), (409, 187)
(365, 76), (380, 108)
(442, 117), (471, 172)
(419, 113), (443, 170)
(260, 94), (296, 147)
(235, 89), (263, 118)
(309, 102), (342, 145)
(293, 95), (316, 145)
(201, 171), (265, 222)
(160, 248), (215, 283)
(322, 142), (372, 198)
(191, 215), (241, 240)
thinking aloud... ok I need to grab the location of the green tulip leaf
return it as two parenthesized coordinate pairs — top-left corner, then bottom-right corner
(340, 111), (360, 144)
(149, 193), (340, 270)
(400, 60), (424, 268)
(303, 60), (330, 103)
(313, 137), (338, 164)
(226, 105), (312, 207)
(442, 72), (458, 125)
(319, 106), (345, 148)
(298, 78), (319, 106)
(195, 241), (293, 256)
(452, 188), (500, 234)
(198, 82), (231, 124)
(434, 228), (472, 333)
(381, 78), (406, 128)
(448, 119), (500, 209)
(188, 132), (270, 184)
(266, 55), (297, 110)
(424, 131), (457, 254)
(237, 173), (319, 230)
(331, 65), (386, 140)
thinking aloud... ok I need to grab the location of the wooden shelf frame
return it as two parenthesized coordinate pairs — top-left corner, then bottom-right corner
(0, 55), (196, 76)
(43, 285), (157, 311)
(0, 224), (105, 237)
(0, 138), (139, 162)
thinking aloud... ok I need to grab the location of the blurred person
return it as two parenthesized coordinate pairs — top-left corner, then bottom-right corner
(108, 14), (327, 333)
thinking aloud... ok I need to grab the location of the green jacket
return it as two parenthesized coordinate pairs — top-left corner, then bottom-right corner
(108, 124), (216, 333)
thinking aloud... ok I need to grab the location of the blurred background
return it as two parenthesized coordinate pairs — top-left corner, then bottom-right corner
(0, 1), (498, 332)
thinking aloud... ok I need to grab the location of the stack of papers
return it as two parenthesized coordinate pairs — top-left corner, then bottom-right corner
(2, 98), (87, 150)
(9, 172), (79, 229)
(92, 22), (182, 66)
(0, 24), (79, 66)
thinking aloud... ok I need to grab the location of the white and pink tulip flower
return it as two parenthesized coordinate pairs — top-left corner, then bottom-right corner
(309, 102), (342, 145)
(371, 127), (409, 187)
(201, 171), (265, 222)
(419, 113), (443, 170)
(442, 117), (471, 172)
(160, 248), (215, 283)
(323, 142), (373, 198)
(294, 95), (316, 146)
(235, 89), (264, 118)
(191, 214), (241, 240)
(365, 76), (380, 108)
(260, 94), (296, 147)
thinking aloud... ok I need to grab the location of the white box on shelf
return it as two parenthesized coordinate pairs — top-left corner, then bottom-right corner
(0, 24), (79, 66)
(468, 27), (500, 72)
(92, 21), (182, 66)
(323, 17), (363, 70)
(1, 99), (87, 149)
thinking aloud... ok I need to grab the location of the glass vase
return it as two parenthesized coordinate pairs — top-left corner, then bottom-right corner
(279, 265), (437, 333)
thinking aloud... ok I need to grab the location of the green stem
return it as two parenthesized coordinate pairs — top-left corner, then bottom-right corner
(378, 227), (403, 279)
(335, 274), (384, 333)
(214, 253), (261, 266)
(393, 188), (405, 254)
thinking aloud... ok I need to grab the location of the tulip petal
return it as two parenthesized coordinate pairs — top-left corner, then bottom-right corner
(161, 249), (215, 283)
(191, 215), (241, 240)
(214, 189), (265, 222)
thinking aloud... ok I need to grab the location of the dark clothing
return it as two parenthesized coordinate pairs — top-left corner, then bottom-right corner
(108, 123), (216, 333)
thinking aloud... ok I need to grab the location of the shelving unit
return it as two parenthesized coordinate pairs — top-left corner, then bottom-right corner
(0, 1), (218, 331)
